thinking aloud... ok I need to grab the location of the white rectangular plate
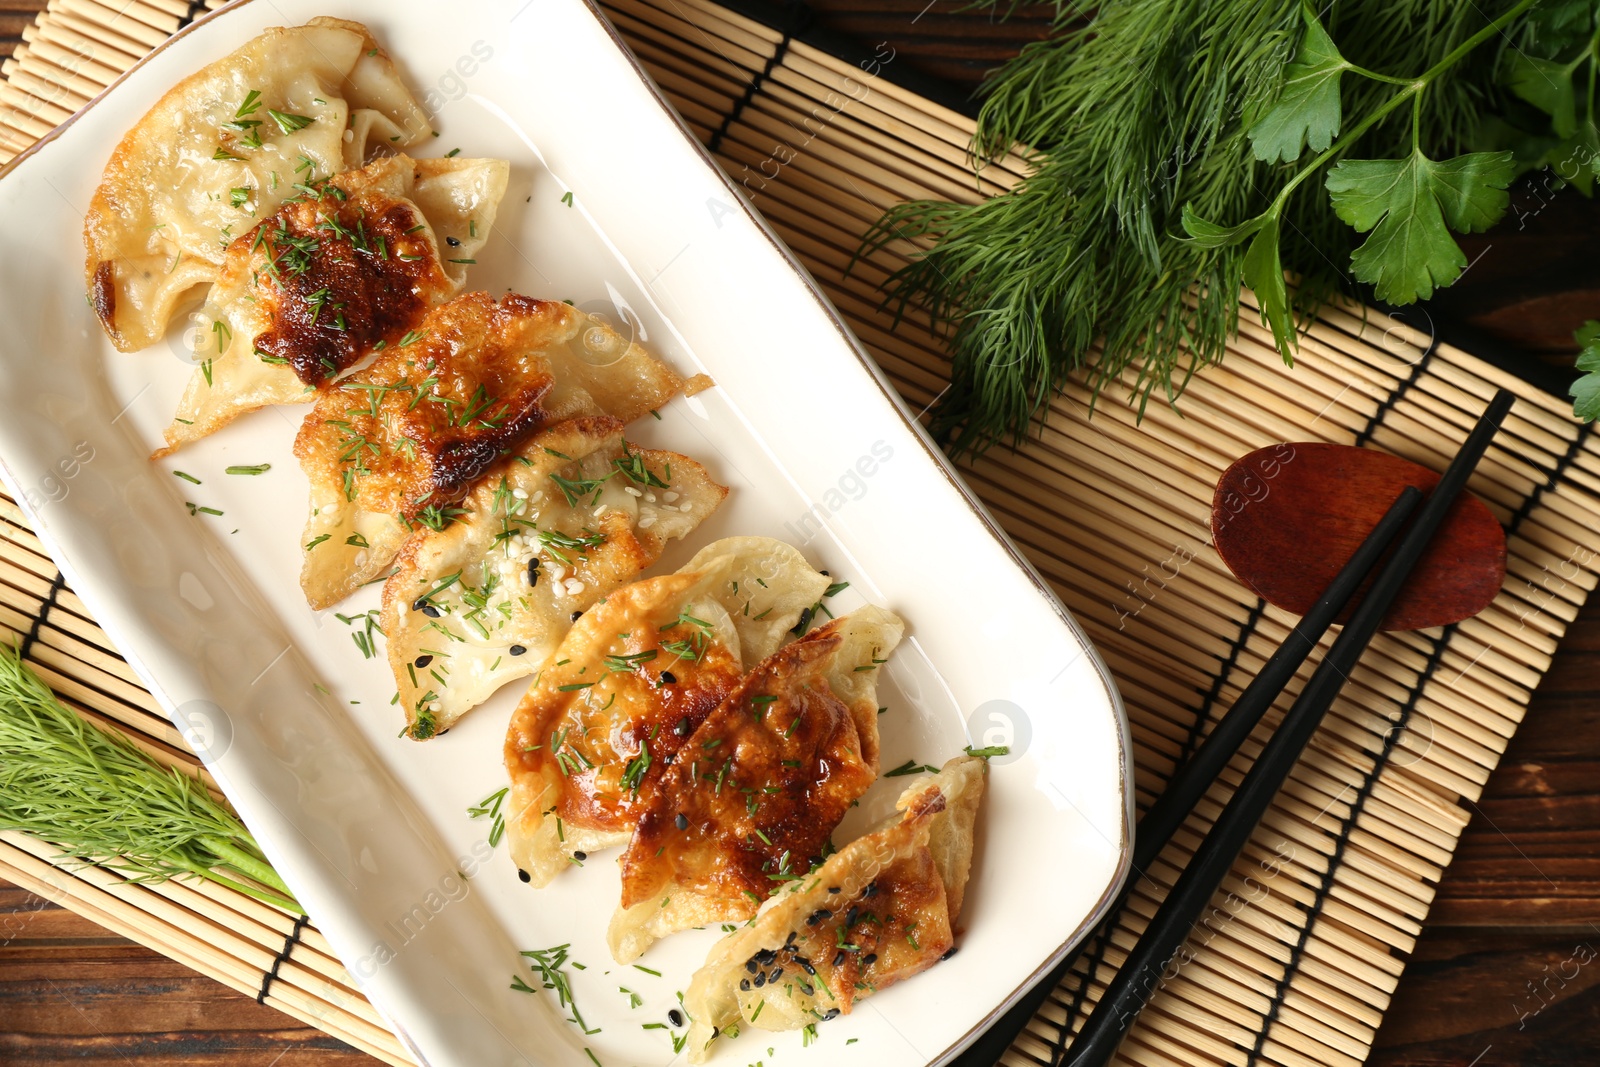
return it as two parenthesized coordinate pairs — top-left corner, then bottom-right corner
(0, 2), (1132, 1064)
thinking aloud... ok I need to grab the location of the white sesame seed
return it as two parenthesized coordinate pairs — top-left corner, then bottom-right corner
(644, 492), (657, 503)
(594, 505), (608, 518)
(548, 564), (567, 582)
(679, 503), (694, 512)
(427, 702), (439, 712)
(565, 578), (586, 595)
(624, 486), (643, 497)
(639, 514), (656, 529)
(664, 491), (680, 503)
(512, 488), (528, 500)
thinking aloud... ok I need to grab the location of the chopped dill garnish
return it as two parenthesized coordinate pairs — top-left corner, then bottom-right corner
(467, 786), (508, 847)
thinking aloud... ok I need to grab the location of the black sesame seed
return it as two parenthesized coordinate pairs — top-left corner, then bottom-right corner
(675, 813), (689, 831)
(844, 906), (859, 926)
(673, 716), (691, 736)
(798, 980), (814, 996)
(789, 606), (814, 635)
(509, 644), (528, 656)
(822, 1008), (840, 1021)
(660, 670), (677, 685)
(446, 235), (461, 247)
(805, 909), (832, 926)
(745, 958), (760, 974)
(414, 654), (433, 668)
(661, 752), (675, 765)
(752, 971), (767, 989)
(861, 953), (877, 966)
(570, 610), (583, 622)
(517, 868), (531, 883)
(832, 951), (846, 967)
(796, 957), (815, 976)
(941, 946), (958, 961)
(754, 949), (777, 965)
(573, 851), (587, 861)
(827, 886), (841, 894)
(667, 1009), (684, 1027)
(739, 978), (752, 991)
(768, 966), (784, 984)
(862, 883), (879, 899)
(785, 931), (797, 945)
(527, 558), (540, 585)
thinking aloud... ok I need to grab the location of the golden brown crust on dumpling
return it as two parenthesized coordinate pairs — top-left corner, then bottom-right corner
(504, 574), (748, 868)
(683, 756), (986, 1061)
(384, 415), (727, 738)
(297, 294), (558, 522)
(154, 156), (510, 456)
(502, 537), (831, 887)
(608, 605), (904, 962)
(250, 194), (443, 383)
(619, 629), (872, 906)
(293, 292), (686, 609)
(85, 18), (430, 351)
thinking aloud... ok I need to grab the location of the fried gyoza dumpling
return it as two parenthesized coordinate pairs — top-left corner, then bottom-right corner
(684, 756), (985, 1062)
(294, 292), (686, 609)
(383, 415), (727, 739)
(85, 18), (431, 351)
(155, 155), (509, 454)
(503, 538), (831, 887)
(608, 605), (905, 962)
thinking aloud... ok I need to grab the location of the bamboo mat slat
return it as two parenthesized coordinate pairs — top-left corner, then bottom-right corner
(2, 2), (1598, 1066)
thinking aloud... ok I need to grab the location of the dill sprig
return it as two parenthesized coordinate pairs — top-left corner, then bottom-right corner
(0, 647), (299, 911)
(867, 0), (1560, 453)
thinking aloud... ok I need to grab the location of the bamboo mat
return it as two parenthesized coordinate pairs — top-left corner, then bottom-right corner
(3, 2), (1599, 1066)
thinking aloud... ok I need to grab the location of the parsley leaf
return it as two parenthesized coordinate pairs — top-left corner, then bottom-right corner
(1178, 203), (1267, 249)
(1507, 51), (1580, 138)
(1248, 8), (1348, 164)
(1178, 206), (1294, 358)
(1242, 216), (1295, 359)
(1325, 149), (1514, 304)
(1570, 321), (1600, 423)
(1548, 121), (1600, 196)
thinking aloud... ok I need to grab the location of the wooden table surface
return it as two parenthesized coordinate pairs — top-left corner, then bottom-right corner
(4, 2), (1600, 1063)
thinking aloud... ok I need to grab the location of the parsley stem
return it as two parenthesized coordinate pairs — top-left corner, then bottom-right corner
(1342, 63), (1413, 87)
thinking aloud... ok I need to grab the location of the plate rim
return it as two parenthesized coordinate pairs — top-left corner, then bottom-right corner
(0, 0), (1136, 1061)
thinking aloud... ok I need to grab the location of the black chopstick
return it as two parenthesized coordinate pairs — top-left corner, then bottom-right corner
(1059, 388), (1514, 1067)
(951, 479), (1424, 1067)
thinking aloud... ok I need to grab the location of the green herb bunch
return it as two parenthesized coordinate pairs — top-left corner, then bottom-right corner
(868, 0), (1600, 453)
(0, 647), (299, 911)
